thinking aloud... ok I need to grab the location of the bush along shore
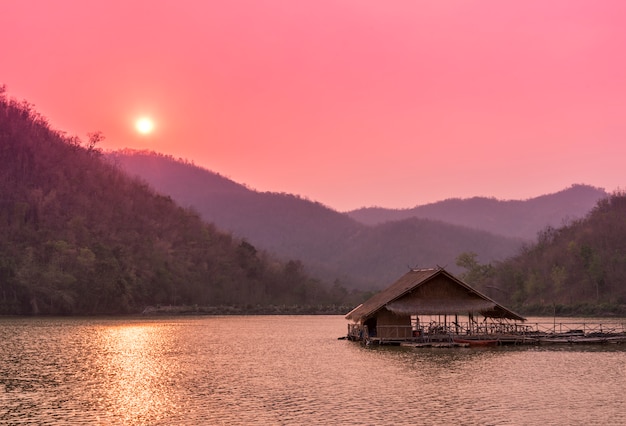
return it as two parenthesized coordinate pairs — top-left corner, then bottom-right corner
(141, 304), (355, 316)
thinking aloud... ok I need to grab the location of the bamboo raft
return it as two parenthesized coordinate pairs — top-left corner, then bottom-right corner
(347, 320), (626, 347)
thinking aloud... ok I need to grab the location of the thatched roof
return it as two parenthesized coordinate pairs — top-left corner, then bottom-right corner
(345, 267), (525, 322)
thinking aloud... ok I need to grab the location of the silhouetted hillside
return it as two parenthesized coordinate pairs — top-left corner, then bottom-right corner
(347, 185), (607, 240)
(463, 193), (626, 314)
(112, 151), (524, 289)
(0, 90), (351, 315)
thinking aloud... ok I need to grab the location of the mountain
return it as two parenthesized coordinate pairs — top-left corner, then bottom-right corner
(347, 185), (607, 240)
(108, 150), (363, 264)
(331, 217), (525, 289)
(476, 193), (626, 314)
(0, 91), (349, 315)
(111, 151), (525, 289)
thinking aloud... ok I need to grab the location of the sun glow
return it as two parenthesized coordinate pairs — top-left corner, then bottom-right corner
(135, 117), (155, 134)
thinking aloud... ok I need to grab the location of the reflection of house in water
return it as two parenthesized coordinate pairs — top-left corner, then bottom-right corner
(345, 267), (527, 346)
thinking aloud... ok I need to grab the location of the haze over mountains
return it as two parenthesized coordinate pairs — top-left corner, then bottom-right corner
(111, 150), (606, 289)
(2, 89), (621, 315)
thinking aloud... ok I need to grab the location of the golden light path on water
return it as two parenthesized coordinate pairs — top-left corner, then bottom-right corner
(0, 316), (625, 425)
(92, 325), (181, 423)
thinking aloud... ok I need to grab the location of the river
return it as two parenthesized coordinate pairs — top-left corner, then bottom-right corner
(1, 315), (625, 425)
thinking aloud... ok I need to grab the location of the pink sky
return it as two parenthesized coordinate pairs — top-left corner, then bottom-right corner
(3, 1), (626, 211)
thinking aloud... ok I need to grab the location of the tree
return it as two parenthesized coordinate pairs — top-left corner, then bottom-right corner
(86, 131), (105, 155)
(456, 251), (493, 288)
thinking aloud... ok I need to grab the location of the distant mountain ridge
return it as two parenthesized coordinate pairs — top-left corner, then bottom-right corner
(347, 185), (607, 240)
(110, 151), (602, 290)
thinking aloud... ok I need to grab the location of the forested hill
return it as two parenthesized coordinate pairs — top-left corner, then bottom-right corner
(347, 185), (607, 240)
(470, 193), (626, 314)
(0, 91), (350, 315)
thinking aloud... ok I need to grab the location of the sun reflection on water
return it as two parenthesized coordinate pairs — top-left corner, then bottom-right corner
(92, 323), (182, 424)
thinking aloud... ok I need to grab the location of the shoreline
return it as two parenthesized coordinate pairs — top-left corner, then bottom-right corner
(2, 303), (625, 317)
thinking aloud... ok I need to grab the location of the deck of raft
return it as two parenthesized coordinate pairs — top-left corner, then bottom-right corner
(347, 321), (626, 347)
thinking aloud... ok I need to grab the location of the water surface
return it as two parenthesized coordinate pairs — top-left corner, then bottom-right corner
(1, 316), (624, 425)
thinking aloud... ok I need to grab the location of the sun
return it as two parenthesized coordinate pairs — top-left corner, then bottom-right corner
(135, 117), (155, 134)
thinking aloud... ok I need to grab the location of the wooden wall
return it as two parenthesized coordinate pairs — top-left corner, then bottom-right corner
(376, 307), (412, 339)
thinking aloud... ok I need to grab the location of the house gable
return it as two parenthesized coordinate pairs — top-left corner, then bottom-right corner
(386, 274), (496, 315)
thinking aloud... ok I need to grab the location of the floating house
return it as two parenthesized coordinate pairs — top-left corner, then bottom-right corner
(345, 267), (527, 345)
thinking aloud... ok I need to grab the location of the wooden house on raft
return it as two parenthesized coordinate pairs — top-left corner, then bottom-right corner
(345, 267), (527, 345)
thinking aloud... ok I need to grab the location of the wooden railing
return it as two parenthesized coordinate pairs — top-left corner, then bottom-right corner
(528, 321), (626, 336)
